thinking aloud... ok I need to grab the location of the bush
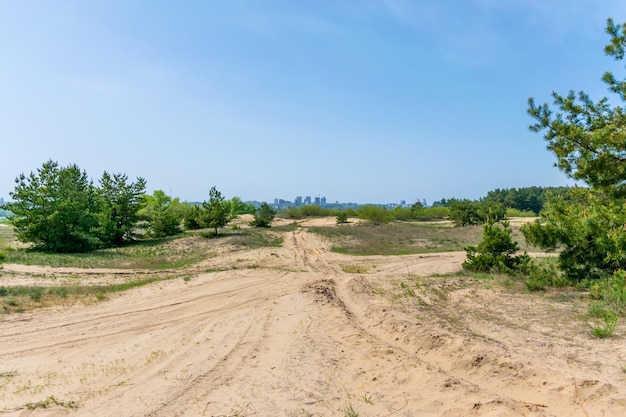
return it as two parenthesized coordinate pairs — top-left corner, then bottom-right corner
(357, 205), (391, 225)
(589, 302), (618, 338)
(523, 260), (568, 291)
(282, 205), (334, 219)
(183, 205), (203, 230)
(463, 220), (530, 273)
(505, 208), (536, 218)
(449, 200), (506, 226)
(413, 206), (449, 221)
(521, 188), (626, 282)
(589, 270), (626, 311)
(390, 207), (413, 221)
(336, 212), (349, 224)
(251, 203), (276, 227)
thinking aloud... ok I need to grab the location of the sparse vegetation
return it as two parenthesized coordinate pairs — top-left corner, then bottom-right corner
(25, 395), (77, 410)
(1, 278), (164, 312)
(341, 264), (369, 274)
(1, 234), (212, 269)
(310, 221), (484, 256)
(344, 403), (359, 417)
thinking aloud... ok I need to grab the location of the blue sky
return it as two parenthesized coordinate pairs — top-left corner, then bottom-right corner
(2, 1), (626, 205)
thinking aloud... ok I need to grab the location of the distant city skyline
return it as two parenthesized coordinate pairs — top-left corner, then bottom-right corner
(270, 194), (428, 209)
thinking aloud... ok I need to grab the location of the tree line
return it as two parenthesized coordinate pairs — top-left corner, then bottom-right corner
(1, 160), (275, 253)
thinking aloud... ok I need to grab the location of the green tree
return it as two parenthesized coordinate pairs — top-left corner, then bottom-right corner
(464, 220), (529, 273)
(201, 186), (230, 235)
(522, 188), (626, 281)
(410, 201), (424, 218)
(5, 160), (99, 252)
(529, 19), (626, 198)
(227, 196), (256, 217)
(447, 199), (481, 226)
(524, 18), (626, 281)
(251, 203), (276, 227)
(142, 190), (182, 238)
(476, 201), (506, 223)
(94, 172), (146, 246)
(448, 200), (505, 226)
(183, 204), (203, 230)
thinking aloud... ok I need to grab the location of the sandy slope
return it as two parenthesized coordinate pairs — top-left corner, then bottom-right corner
(1, 220), (626, 416)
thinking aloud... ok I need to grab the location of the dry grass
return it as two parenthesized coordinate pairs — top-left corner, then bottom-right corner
(309, 221), (485, 255)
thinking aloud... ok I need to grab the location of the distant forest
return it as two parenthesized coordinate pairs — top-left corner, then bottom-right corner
(433, 186), (569, 215)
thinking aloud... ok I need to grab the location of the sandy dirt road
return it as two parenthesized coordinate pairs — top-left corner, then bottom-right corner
(1, 224), (626, 416)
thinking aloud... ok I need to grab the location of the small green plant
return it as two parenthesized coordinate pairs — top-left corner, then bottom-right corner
(336, 212), (349, 224)
(399, 281), (416, 297)
(29, 287), (44, 302)
(524, 259), (568, 292)
(25, 395), (77, 410)
(5, 297), (18, 307)
(361, 392), (373, 404)
(0, 369), (17, 378)
(344, 403), (359, 417)
(341, 264), (369, 274)
(590, 270), (626, 311)
(589, 302), (618, 338)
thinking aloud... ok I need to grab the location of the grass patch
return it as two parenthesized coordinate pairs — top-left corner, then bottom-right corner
(224, 229), (284, 248)
(1, 277), (164, 313)
(25, 395), (77, 410)
(309, 221), (485, 256)
(344, 403), (359, 417)
(1, 233), (213, 269)
(341, 264), (370, 274)
(0, 369), (17, 378)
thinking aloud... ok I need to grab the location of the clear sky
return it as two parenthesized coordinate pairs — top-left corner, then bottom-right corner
(2, 1), (626, 205)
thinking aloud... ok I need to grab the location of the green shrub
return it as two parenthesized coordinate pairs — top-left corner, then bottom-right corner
(524, 260), (568, 291)
(412, 206), (449, 220)
(336, 212), (349, 224)
(463, 220), (529, 273)
(449, 200), (506, 226)
(390, 207), (413, 221)
(183, 205), (203, 230)
(589, 270), (626, 312)
(251, 203), (276, 227)
(589, 302), (618, 338)
(357, 205), (391, 225)
(29, 287), (43, 302)
(521, 189), (626, 282)
(283, 206), (301, 219)
(506, 208), (536, 218)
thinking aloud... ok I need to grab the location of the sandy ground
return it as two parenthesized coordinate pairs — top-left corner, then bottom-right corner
(1, 219), (626, 416)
